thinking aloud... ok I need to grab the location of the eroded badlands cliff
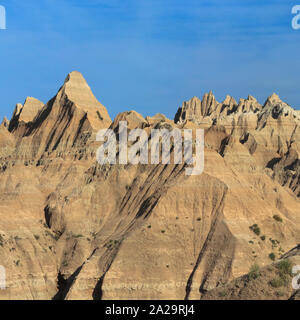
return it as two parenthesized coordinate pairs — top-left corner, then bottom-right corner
(0, 71), (300, 300)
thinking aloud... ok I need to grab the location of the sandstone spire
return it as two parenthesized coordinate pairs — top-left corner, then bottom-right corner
(266, 93), (281, 105)
(13, 71), (112, 158)
(174, 91), (261, 123)
(174, 96), (201, 123)
(19, 97), (44, 123)
(262, 93), (293, 114)
(236, 95), (262, 113)
(222, 95), (237, 106)
(60, 71), (111, 129)
(8, 98), (44, 133)
(201, 91), (218, 116)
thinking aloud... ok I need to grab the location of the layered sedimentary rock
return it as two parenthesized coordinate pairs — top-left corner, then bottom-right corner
(9, 98), (44, 134)
(174, 92), (263, 125)
(0, 72), (300, 300)
(9, 71), (112, 161)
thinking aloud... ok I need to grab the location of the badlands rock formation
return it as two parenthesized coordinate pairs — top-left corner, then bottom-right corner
(0, 71), (300, 300)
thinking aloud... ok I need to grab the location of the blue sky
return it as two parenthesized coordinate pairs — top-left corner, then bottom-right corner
(0, 0), (299, 121)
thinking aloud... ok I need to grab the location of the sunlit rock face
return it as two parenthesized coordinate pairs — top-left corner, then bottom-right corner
(0, 73), (300, 300)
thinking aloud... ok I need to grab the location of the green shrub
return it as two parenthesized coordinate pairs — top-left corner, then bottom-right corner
(269, 253), (276, 261)
(273, 215), (283, 222)
(276, 259), (293, 277)
(73, 234), (84, 239)
(219, 290), (227, 297)
(248, 264), (260, 280)
(249, 224), (261, 236)
(269, 238), (280, 249)
(260, 235), (266, 241)
(269, 259), (293, 289)
(276, 291), (285, 297)
(104, 239), (120, 249)
(270, 277), (285, 288)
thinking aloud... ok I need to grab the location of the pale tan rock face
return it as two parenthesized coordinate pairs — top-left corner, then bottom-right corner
(8, 98), (44, 134)
(111, 110), (147, 131)
(175, 96), (202, 124)
(8, 72), (112, 160)
(1, 74), (300, 300)
(19, 97), (44, 123)
(1, 117), (9, 129)
(62, 71), (111, 130)
(0, 125), (15, 157)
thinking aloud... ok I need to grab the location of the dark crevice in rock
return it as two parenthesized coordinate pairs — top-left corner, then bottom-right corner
(266, 157), (281, 170)
(52, 264), (84, 300)
(92, 274), (105, 300)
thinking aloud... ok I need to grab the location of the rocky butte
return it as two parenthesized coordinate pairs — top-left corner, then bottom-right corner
(0, 71), (300, 300)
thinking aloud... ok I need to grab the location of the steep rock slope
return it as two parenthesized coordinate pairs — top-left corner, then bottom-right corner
(0, 73), (300, 300)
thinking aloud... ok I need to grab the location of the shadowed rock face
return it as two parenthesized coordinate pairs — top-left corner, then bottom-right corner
(0, 72), (300, 300)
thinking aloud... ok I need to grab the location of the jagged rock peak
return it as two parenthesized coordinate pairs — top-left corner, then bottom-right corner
(266, 93), (281, 104)
(257, 93), (299, 129)
(236, 95), (262, 114)
(174, 96), (202, 123)
(10, 97), (44, 123)
(59, 71), (111, 128)
(19, 97), (44, 123)
(12, 103), (23, 118)
(8, 72), (113, 157)
(222, 95), (237, 106)
(247, 95), (257, 101)
(63, 71), (95, 97)
(263, 93), (293, 110)
(64, 70), (87, 84)
(174, 92), (261, 124)
(174, 92), (219, 124)
(8, 98), (44, 132)
(62, 71), (103, 109)
(201, 91), (218, 115)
